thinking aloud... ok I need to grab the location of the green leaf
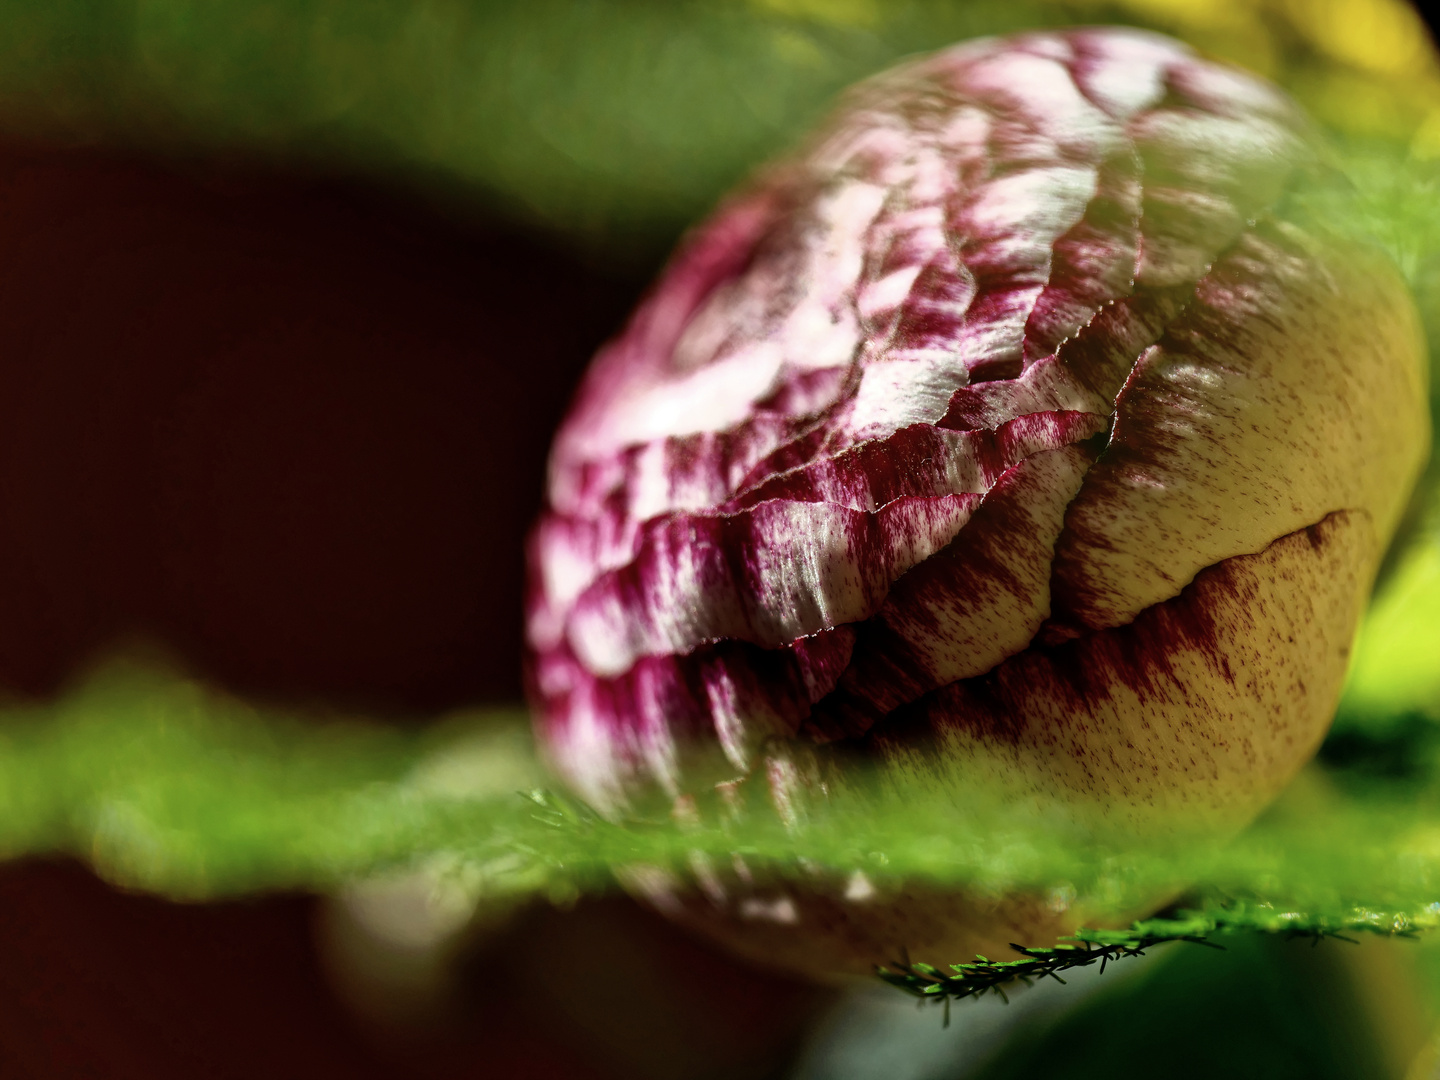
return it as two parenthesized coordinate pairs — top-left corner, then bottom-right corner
(0, 0), (1072, 254)
(2, 641), (1440, 958)
(1, 0), (1434, 256)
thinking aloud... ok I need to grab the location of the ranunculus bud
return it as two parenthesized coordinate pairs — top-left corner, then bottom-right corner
(526, 27), (1430, 976)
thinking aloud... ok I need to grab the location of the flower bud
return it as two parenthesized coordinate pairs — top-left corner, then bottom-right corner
(526, 27), (1429, 975)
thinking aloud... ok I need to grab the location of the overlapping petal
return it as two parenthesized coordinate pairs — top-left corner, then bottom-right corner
(527, 26), (1427, 828)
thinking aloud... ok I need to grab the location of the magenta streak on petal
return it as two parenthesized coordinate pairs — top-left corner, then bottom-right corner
(1162, 53), (1303, 125)
(861, 549), (1243, 752)
(1020, 149), (1143, 365)
(533, 396), (862, 653)
(533, 645), (717, 809)
(728, 422), (847, 503)
(1129, 88), (1306, 288)
(553, 186), (790, 477)
(563, 491), (980, 676)
(1066, 30), (1172, 120)
(548, 176), (886, 522)
(1046, 217), (1321, 634)
(726, 410), (1105, 513)
(525, 28), (1333, 811)
(938, 284), (1194, 432)
(528, 508), (642, 652)
(950, 165), (1100, 382)
(804, 444), (1093, 741)
(945, 47), (1119, 165)
(544, 375), (866, 608)
(875, 248), (977, 366)
(1052, 285), (1196, 401)
(936, 353), (1104, 433)
(864, 516), (1353, 758)
(754, 365), (854, 417)
(534, 627), (857, 803)
(858, 198), (963, 327)
(559, 412), (814, 521)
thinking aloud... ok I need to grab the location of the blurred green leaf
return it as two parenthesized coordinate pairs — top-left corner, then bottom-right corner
(963, 932), (1411, 1080)
(0, 0), (1074, 254)
(1342, 533), (1440, 729)
(2, 0), (1435, 256)
(3, 655), (1440, 947)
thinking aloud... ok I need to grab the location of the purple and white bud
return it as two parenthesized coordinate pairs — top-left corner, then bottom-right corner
(525, 27), (1429, 975)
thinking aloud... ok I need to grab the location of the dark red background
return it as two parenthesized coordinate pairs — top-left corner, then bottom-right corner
(0, 142), (825, 1077)
(0, 142), (638, 712)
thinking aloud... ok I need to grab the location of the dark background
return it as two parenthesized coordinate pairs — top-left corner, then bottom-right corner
(0, 137), (834, 1079)
(0, 142), (638, 712)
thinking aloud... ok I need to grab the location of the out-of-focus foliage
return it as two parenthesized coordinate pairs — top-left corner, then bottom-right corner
(0, 0), (1062, 255)
(964, 930), (1426, 1080)
(1342, 524), (1440, 731)
(1087, 0), (1440, 141)
(0, 662), (552, 899)
(5, 655), (1440, 944)
(0, 0), (1433, 256)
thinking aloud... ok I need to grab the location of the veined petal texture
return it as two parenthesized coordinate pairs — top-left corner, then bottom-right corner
(526, 26), (1429, 830)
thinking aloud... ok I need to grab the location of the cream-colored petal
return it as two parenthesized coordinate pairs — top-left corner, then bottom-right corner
(807, 444), (1092, 738)
(880, 510), (1374, 841)
(1051, 223), (1428, 632)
